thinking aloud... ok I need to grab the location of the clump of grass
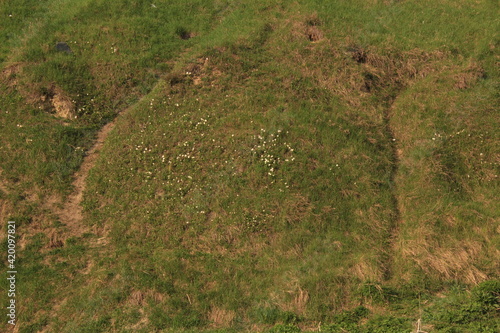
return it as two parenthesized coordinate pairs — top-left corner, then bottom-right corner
(424, 281), (500, 332)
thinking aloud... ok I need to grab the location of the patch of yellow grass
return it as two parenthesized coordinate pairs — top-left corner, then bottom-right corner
(209, 307), (236, 328)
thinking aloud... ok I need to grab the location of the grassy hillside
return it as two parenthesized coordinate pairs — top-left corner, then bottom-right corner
(1, 0), (498, 332)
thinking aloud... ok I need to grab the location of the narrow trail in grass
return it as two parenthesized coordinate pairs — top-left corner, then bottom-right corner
(56, 119), (117, 236)
(381, 97), (403, 281)
(40, 113), (124, 333)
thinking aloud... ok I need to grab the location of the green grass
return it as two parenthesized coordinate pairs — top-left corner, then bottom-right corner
(1, 0), (499, 332)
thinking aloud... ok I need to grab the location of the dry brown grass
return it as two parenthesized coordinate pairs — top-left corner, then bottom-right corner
(388, 55), (496, 286)
(305, 25), (323, 42)
(287, 37), (449, 111)
(50, 86), (76, 119)
(125, 289), (165, 309)
(209, 307), (236, 328)
(1, 62), (23, 87)
(48, 229), (64, 248)
(286, 12), (326, 44)
(401, 235), (489, 285)
(350, 257), (384, 282)
(128, 290), (147, 306)
(454, 61), (485, 90)
(293, 287), (310, 315)
(271, 276), (312, 316)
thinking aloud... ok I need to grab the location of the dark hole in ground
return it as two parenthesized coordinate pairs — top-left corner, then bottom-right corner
(362, 72), (378, 92)
(175, 27), (193, 40)
(168, 74), (184, 86)
(40, 86), (55, 100)
(56, 42), (72, 54)
(348, 47), (367, 63)
(306, 26), (323, 42)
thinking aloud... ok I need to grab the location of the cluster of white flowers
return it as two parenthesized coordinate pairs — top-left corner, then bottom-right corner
(243, 209), (270, 232)
(194, 117), (208, 129)
(135, 143), (154, 153)
(431, 132), (443, 141)
(430, 129), (497, 181)
(432, 129), (467, 141)
(173, 140), (196, 161)
(175, 152), (195, 160)
(245, 215), (262, 231)
(251, 128), (295, 177)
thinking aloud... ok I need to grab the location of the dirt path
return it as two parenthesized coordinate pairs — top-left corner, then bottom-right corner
(38, 117), (121, 333)
(55, 120), (117, 236)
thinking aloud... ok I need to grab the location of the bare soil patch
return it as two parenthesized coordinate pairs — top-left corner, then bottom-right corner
(38, 85), (76, 119)
(1, 63), (22, 86)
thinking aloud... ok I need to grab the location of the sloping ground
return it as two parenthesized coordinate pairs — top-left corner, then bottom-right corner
(0, 1), (499, 332)
(392, 65), (499, 283)
(51, 118), (116, 238)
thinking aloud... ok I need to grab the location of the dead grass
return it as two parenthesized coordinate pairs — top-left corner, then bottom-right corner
(80, 259), (94, 275)
(50, 86), (76, 119)
(293, 287), (310, 315)
(350, 258), (384, 282)
(305, 25), (323, 42)
(185, 57), (210, 86)
(290, 39), (449, 109)
(1, 62), (23, 86)
(189, 223), (233, 255)
(128, 290), (146, 306)
(209, 307), (236, 328)
(401, 235), (489, 285)
(454, 61), (485, 90)
(277, 276), (311, 316)
(48, 229), (64, 248)
(304, 13), (324, 42)
(430, 246), (488, 285)
(288, 13), (325, 43)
